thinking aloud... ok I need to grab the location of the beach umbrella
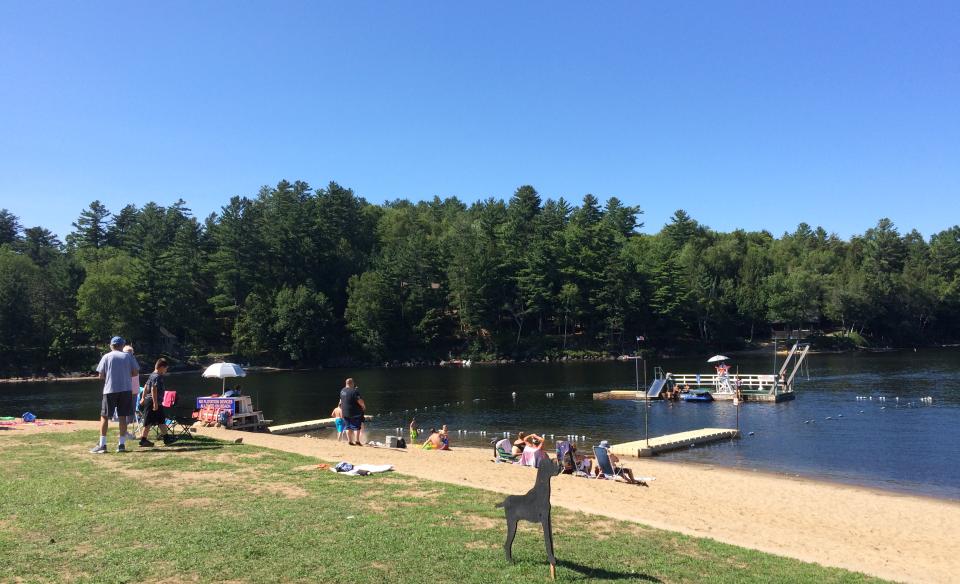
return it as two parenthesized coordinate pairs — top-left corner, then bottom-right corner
(201, 362), (247, 392)
(707, 355), (730, 363)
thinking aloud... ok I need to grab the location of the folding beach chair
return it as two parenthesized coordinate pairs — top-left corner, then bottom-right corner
(557, 441), (591, 476)
(143, 391), (194, 444)
(493, 438), (518, 463)
(130, 387), (145, 437)
(556, 441), (576, 473)
(592, 446), (627, 481)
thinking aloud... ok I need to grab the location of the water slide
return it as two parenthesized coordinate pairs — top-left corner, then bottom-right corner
(647, 378), (667, 398)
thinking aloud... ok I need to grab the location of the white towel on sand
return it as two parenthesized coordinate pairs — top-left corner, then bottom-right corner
(330, 463), (394, 476)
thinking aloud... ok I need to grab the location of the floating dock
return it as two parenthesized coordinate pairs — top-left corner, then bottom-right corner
(268, 415), (373, 435)
(611, 427), (739, 457)
(594, 390), (656, 401)
(592, 389), (794, 402)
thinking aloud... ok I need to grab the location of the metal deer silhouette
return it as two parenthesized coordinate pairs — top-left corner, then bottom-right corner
(495, 458), (561, 579)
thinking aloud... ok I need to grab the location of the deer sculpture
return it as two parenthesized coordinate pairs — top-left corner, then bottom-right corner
(495, 457), (561, 579)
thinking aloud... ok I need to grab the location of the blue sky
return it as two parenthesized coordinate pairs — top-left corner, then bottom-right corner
(1, 1), (957, 240)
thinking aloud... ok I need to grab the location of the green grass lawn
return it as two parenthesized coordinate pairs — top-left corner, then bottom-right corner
(0, 431), (887, 584)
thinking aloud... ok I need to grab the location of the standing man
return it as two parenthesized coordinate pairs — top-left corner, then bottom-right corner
(91, 336), (139, 454)
(339, 378), (366, 446)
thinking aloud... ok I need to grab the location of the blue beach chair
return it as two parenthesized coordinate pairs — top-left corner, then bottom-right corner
(592, 446), (627, 481)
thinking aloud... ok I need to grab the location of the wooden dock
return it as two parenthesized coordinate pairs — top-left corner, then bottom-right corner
(610, 427), (739, 457)
(594, 390), (652, 400)
(268, 415), (373, 435)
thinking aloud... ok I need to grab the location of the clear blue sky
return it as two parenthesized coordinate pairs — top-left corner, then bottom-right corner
(1, 1), (957, 240)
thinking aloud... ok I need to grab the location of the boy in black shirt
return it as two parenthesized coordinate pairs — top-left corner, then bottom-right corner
(139, 358), (172, 447)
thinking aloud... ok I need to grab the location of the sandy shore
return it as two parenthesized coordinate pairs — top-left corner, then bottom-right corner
(5, 421), (958, 583)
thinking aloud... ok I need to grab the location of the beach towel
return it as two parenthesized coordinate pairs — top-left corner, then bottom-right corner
(329, 463), (394, 476)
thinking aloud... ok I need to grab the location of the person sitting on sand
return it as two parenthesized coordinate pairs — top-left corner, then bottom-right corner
(520, 433), (548, 467)
(512, 432), (527, 456)
(423, 428), (443, 450)
(595, 440), (640, 484)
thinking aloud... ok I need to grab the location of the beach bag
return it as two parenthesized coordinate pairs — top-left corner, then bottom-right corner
(22, 412), (36, 423)
(161, 391), (177, 408)
(334, 461), (354, 473)
(396, 437), (406, 449)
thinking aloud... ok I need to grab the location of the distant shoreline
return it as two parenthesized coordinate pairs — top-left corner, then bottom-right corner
(0, 365), (292, 385)
(4, 345), (959, 383)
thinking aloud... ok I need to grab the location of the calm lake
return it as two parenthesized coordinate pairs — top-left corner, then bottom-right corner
(4, 349), (959, 499)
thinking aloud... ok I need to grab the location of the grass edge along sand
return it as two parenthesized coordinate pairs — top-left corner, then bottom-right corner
(0, 430), (888, 584)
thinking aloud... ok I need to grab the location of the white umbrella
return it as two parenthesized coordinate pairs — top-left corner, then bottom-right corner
(707, 355), (730, 363)
(202, 362), (247, 392)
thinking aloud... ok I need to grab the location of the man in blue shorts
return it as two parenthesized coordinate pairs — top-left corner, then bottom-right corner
(339, 378), (366, 446)
(91, 336), (140, 454)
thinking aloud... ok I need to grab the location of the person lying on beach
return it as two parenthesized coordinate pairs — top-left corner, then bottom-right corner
(595, 440), (641, 484)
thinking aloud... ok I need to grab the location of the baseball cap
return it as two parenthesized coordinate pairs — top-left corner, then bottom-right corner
(599, 440), (611, 449)
(110, 336), (125, 346)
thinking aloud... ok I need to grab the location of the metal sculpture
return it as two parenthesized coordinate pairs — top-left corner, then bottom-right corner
(495, 458), (560, 579)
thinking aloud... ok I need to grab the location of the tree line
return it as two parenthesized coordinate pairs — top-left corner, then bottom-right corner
(1, 180), (958, 375)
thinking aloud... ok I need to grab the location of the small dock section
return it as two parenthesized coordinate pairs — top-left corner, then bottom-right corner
(611, 427), (739, 457)
(269, 415), (373, 435)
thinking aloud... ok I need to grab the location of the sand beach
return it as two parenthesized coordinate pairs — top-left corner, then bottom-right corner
(3, 420), (958, 583)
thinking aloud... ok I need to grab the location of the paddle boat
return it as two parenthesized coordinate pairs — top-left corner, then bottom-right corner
(681, 389), (714, 402)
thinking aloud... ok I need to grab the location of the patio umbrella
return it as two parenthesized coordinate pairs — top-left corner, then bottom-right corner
(201, 362), (247, 392)
(707, 355), (730, 363)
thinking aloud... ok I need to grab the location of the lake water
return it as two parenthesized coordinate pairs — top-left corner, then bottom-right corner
(3, 349), (959, 499)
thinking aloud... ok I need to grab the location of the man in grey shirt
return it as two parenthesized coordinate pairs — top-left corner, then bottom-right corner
(90, 335), (140, 454)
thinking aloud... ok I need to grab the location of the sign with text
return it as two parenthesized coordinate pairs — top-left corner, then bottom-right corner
(196, 397), (236, 414)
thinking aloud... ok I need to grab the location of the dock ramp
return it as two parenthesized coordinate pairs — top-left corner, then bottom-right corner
(646, 378), (667, 398)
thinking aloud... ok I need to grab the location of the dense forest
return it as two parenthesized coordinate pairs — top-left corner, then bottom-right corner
(1, 180), (958, 375)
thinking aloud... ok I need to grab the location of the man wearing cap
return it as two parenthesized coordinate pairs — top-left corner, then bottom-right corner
(90, 336), (140, 454)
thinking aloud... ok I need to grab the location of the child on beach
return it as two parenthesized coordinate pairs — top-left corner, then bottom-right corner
(409, 418), (419, 443)
(138, 358), (172, 447)
(331, 406), (346, 442)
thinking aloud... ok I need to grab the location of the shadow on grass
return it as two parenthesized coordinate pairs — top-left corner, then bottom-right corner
(140, 445), (225, 453)
(556, 559), (662, 582)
